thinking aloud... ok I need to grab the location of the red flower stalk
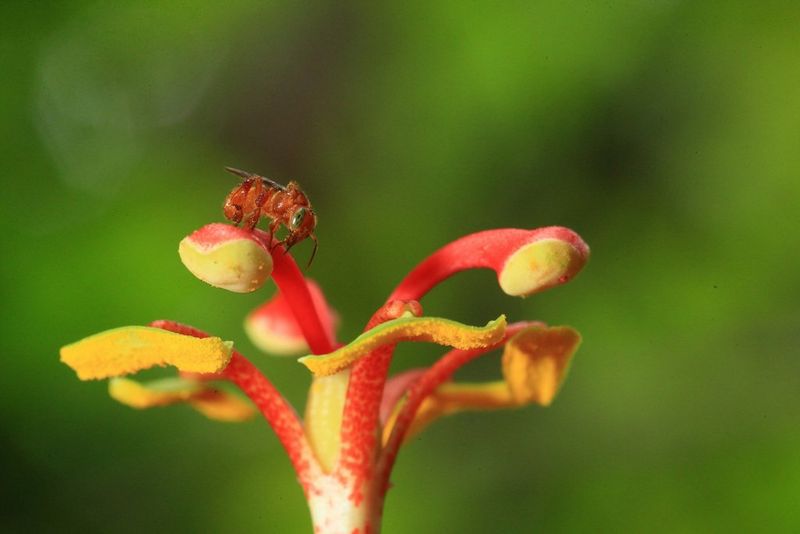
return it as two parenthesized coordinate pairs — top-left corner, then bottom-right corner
(60, 218), (588, 534)
(390, 226), (589, 300)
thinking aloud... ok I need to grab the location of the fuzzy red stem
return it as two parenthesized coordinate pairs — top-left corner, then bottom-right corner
(149, 320), (320, 488)
(335, 344), (393, 506)
(376, 322), (536, 492)
(253, 229), (335, 355)
(334, 301), (422, 504)
(389, 227), (587, 301)
(223, 353), (321, 489)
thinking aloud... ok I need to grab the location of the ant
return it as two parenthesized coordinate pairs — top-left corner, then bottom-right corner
(223, 167), (318, 267)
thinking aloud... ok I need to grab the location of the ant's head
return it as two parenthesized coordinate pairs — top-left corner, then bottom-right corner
(286, 206), (318, 267)
(287, 206), (317, 241)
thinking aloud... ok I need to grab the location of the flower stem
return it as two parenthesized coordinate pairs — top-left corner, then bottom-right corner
(376, 322), (534, 492)
(334, 301), (422, 510)
(149, 320), (320, 488)
(307, 474), (382, 534)
(265, 235), (336, 355)
(223, 353), (321, 489)
(389, 227), (588, 301)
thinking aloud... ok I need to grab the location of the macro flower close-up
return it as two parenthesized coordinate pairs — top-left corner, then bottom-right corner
(4, 3), (799, 532)
(60, 220), (588, 533)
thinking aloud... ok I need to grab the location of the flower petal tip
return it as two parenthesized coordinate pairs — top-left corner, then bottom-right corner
(60, 326), (233, 380)
(179, 223), (273, 293)
(109, 376), (255, 422)
(109, 377), (200, 408)
(498, 231), (589, 297)
(502, 325), (581, 405)
(188, 390), (257, 422)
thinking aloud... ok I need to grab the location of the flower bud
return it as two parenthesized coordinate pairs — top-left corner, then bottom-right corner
(245, 280), (338, 356)
(179, 223), (273, 293)
(498, 233), (588, 297)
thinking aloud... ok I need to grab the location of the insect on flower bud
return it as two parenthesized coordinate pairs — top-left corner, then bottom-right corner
(179, 223), (273, 293)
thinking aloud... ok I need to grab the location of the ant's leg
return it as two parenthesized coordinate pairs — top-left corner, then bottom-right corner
(224, 178), (255, 226)
(244, 180), (265, 230)
(244, 209), (260, 230)
(224, 190), (247, 225)
(267, 220), (280, 249)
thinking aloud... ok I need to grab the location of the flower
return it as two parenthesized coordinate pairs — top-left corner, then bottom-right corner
(60, 221), (588, 534)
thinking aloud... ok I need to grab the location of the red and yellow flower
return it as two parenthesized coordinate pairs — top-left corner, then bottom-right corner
(60, 222), (588, 534)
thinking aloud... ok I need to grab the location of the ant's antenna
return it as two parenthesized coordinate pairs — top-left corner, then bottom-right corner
(224, 166), (287, 191)
(307, 234), (318, 269)
(224, 166), (253, 179)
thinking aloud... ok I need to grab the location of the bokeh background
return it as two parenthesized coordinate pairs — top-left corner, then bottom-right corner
(2, 2), (799, 532)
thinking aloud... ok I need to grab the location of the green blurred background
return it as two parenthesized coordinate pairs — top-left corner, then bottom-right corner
(2, 1), (799, 532)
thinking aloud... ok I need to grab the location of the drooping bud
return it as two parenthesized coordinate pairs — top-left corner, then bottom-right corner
(179, 223), (273, 293)
(497, 234), (588, 297)
(390, 226), (589, 301)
